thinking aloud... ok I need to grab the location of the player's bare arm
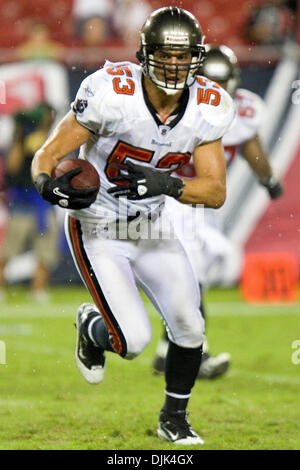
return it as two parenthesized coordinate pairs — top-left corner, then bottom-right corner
(178, 138), (226, 207)
(241, 134), (283, 198)
(31, 112), (98, 210)
(241, 134), (272, 180)
(31, 111), (91, 181)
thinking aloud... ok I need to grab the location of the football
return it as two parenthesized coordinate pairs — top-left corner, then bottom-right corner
(52, 158), (100, 191)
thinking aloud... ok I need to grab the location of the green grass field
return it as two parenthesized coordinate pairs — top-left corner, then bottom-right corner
(0, 286), (299, 450)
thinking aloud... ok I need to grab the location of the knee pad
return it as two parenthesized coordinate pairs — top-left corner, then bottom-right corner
(170, 315), (205, 349)
(124, 328), (152, 360)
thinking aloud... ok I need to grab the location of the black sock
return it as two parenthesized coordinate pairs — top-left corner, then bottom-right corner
(162, 395), (189, 414)
(89, 317), (114, 352)
(163, 340), (203, 413)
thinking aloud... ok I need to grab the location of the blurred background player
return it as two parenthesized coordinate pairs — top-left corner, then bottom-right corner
(0, 102), (58, 302)
(152, 44), (284, 379)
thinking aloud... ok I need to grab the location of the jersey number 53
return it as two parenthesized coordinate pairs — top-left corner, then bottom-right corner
(105, 141), (191, 182)
(107, 66), (135, 95)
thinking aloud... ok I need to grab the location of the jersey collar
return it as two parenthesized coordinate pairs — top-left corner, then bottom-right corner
(141, 75), (190, 129)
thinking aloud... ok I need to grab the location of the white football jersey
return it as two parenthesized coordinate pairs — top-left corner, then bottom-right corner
(176, 87), (265, 178)
(70, 61), (235, 221)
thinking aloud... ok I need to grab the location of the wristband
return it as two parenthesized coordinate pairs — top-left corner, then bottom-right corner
(34, 173), (52, 196)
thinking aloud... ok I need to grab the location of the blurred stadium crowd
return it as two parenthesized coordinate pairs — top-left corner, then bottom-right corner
(0, 1), (298, 62)
(0, 0), (299, 299)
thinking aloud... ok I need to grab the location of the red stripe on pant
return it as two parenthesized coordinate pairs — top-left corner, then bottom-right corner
(68, 216), (123, 355)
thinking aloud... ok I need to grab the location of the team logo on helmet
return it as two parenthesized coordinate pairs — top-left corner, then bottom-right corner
(164, 34), (190, 46)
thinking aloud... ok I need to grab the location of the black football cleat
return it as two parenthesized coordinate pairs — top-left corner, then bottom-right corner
(75, 303), (106, 384)
(157, 410), (204, 445)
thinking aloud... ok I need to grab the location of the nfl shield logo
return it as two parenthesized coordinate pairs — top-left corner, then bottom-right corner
(159, 125), (170, 136)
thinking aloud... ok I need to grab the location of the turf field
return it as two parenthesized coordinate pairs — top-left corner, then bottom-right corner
(0, 286), (299, 450)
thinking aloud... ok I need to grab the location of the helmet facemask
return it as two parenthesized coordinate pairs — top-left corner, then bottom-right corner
(141, 45), (205, 94)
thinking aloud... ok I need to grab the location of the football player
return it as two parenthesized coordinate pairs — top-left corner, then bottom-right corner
(31, 8), (236, 445)
(152, 44), (284, 379)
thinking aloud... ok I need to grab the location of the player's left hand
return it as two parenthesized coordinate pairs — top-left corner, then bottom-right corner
(107, 161), (185, 200)
(260, 175), (283, 199)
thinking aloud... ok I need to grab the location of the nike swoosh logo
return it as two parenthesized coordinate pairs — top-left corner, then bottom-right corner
(53, 187), (69, 198)
(79, 346), (87, 359)
(167, 430), (179, 441)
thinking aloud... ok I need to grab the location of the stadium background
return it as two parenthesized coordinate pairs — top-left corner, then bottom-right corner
(0, 0), (299, 293)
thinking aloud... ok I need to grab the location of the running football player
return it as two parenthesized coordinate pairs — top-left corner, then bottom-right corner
(31, 8), (236, 445)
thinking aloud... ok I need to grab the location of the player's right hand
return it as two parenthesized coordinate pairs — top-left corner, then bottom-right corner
(34, 169), (98, 209)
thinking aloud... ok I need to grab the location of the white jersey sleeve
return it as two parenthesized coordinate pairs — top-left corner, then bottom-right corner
(71, 61), (140, 138)
(175, 76), (236, 179)
(71, 71), (105, 134)
(192, 75), (236, 145)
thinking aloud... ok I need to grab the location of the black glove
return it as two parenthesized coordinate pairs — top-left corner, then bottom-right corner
(107, 161), (185, 200)
(34, 168), (98, 209)
(260, 175), (283, 199)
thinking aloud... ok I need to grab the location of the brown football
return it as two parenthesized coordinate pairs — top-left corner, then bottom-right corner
(52, 158), (100, 190)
